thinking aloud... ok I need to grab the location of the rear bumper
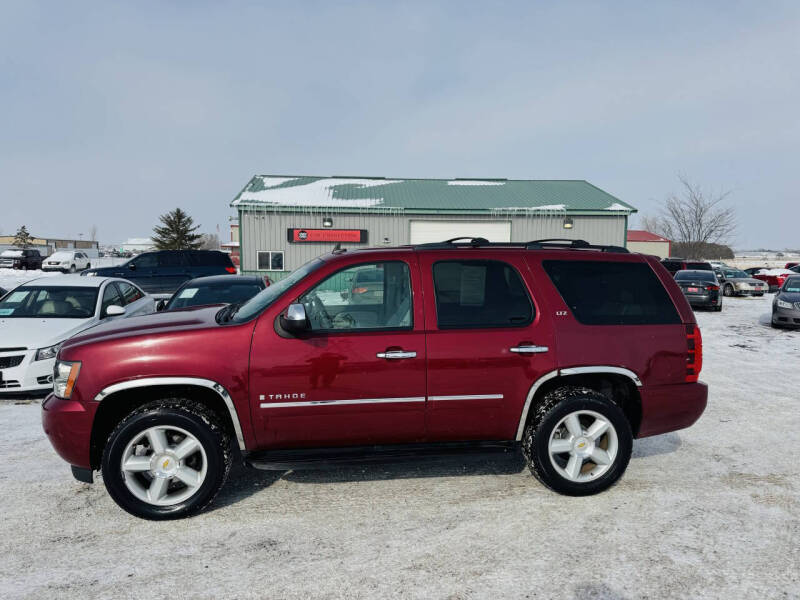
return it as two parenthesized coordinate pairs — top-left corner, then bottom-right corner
(686, 293), (719, 307)
(41, 394), (93, 470)
(637, 382), (708, 438)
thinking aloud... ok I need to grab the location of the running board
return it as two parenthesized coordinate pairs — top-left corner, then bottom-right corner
(244, 441), (518, 471)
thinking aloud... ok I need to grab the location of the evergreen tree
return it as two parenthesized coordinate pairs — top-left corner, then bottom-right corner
(152, 208), (202, 250)
(13, 225), (34, 248)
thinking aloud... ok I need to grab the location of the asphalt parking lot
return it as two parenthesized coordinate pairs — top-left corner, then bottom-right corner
(1, 295), (798, 599)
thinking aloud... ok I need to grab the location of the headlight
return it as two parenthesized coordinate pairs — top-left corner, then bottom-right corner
(35, 343), (62, 361)
(53, 360), (81, 399)
(777, 299), (793, 309)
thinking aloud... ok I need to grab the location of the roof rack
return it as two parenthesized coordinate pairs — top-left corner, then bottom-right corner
(413, 237), (629, 253)
(331, 243), (347, 254)
(524, 239), (629, 253)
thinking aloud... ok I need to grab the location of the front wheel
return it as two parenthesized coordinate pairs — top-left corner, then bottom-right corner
(523, 387), (632, 496)
(69, 265), (76, 273)
(723, 284), (734, 297)
(101, 399), (232, 520)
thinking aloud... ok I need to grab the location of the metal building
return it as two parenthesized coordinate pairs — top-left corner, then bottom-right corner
(231, 175), (637, 279)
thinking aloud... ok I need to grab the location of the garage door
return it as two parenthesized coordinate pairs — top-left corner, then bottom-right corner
(409, 221), (512, 244)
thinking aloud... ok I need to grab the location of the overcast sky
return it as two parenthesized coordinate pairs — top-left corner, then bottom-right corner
(1, 1), (798, 249)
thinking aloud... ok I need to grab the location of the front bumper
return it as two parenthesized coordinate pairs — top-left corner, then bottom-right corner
(41, 393), (94, 470)
(637, 382), (708, 438)
(772, 305), (800, 327)
(0, 350), (55, 393)
(41, 265), (68, 272)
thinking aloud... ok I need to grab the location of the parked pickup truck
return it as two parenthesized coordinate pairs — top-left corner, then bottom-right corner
(0, 248), (43, 270)
(42, 238), (708, 519)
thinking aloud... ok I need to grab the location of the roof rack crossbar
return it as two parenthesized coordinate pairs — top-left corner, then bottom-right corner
(525, 239), (629, 253)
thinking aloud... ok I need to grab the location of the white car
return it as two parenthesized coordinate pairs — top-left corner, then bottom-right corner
(42, 251), (92, 273)
(0, 276), (155, 394)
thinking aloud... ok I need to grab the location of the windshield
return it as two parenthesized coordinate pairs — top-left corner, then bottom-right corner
(167, 281), (264, 310)
(230, 258), (324, 323)
(783, 277), (800, 293)
(1, 250), (23, 257)
(0, 286), (98, 318)
(675, 271), (716, 281)
(723, 269), (749, 279)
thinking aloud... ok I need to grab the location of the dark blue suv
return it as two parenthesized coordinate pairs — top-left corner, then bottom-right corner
(82, 250), (236, 294)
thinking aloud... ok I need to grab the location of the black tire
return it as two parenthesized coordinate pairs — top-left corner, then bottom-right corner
(101, 398), (232, 520)
(723, 284), (734, 297)
(522, 386), (632, 496)
(714, 305), (723, 312)
(86, 263), (91, 269)
(69, 265), (76, 273)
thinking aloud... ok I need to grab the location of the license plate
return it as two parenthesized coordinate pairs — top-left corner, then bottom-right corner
(688, 287), (699, 293)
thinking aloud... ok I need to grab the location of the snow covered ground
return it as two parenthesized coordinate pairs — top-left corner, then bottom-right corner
(0, 295), (798, 599)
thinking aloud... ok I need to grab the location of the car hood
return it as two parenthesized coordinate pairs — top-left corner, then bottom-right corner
(777, 291), (800, 302)
(62, 305), (225, 349)
(0, 317), (95, 349)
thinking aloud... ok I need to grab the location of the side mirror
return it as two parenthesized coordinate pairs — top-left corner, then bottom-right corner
(280, 303), (309, 332)
(156, 299), (167, 312)
(105, 305), (126, 318)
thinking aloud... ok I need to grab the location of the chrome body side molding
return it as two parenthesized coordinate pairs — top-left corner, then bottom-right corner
(558, 366), (643, 387)
(260, 396), (426, 409)
(93, 377), (246, 451)
(514, 366), (643, 441)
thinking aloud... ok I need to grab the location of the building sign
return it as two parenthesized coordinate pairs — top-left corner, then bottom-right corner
(287, 229), (368, 243)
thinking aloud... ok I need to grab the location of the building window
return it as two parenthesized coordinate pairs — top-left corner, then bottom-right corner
(257, 251), (284, 271)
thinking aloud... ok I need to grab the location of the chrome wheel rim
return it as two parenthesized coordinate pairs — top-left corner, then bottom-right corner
(120, 425), (207, 506)
(548, 410), (618, 483)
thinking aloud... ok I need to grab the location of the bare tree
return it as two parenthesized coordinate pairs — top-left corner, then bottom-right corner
(199, 233), (220, 250)
(89, 225), (98, 241)
(640, 176), (736, 258)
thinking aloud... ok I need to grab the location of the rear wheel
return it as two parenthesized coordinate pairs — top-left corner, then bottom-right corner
(723, 284), (734, 297)
(523, 387), (632, 496)
(101, 399), (231, 520)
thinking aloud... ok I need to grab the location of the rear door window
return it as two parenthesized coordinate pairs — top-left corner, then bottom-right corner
(117, 281), (145, 304)
(158, 252), (186, 267)
(543, 260), (681, 325)
(432, 260), (533, 329)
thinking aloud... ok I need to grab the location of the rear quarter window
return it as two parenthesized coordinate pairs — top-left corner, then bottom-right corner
(543, 260), (681, 325)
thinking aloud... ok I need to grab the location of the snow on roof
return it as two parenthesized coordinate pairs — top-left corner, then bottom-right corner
(236, 177), (402, 208)
(446, 180), (506, 186)
(756, 269), (795, 276)
(231, 175), (636, 214)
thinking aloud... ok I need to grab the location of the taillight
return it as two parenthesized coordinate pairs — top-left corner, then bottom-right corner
(686, 324), (703, 383)
(225, 266), (237, 274)
(706, 285), (719, 291)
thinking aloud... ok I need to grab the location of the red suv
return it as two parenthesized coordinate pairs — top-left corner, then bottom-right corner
(42, 238), (708, 519)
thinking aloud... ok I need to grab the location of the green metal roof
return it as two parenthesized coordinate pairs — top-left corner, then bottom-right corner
(231, 175), (636, 215)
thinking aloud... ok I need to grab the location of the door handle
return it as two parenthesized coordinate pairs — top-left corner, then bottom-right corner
(510, 345), (549, 354)
(376, 350), (417, 360)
